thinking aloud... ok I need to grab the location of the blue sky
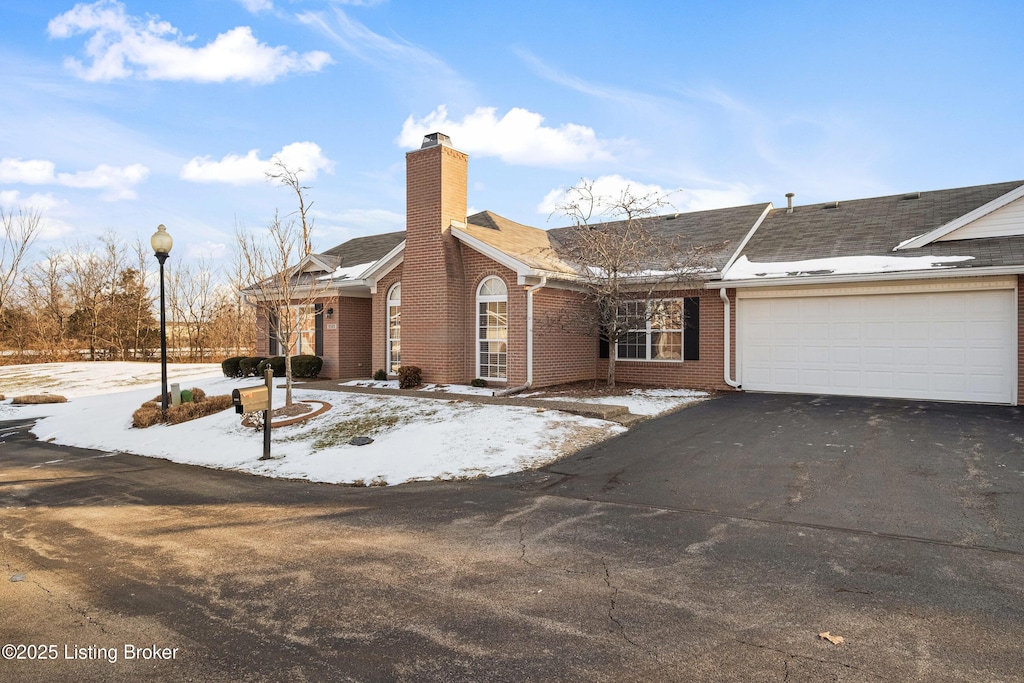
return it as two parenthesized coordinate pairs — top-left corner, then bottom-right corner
(2, 0), (1022, 267)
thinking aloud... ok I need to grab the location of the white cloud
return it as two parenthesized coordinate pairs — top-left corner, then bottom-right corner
(0, 157), (149, 200)
(0, 191), (74, 240)
(538, 175), (757, 217)
(180, 142), (334, 185)
(237, 0), (274, 13)
(48, 0), (332, 84)
(185, 241), (229, 260)
(297, 8), (474, 105)
(398, 105), (616, 167)
(318, 208), (404, 232)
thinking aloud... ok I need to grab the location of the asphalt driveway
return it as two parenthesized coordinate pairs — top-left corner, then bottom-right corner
(541, 392), (1024, 555)
(1, 394), (1022, 682)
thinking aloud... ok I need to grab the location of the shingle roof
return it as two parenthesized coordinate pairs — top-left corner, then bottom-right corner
(548, 203), (770, 272)
(461, 211), (578, 273)
(737, 180), (1024, 272)
(321, 230), (406, 267)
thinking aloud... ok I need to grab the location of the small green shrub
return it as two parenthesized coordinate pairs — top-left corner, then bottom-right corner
(470, 378), (488, 388)
(221, 356), (246, 378)
(239, 357), (266, 377)
(372, 369), (387, 381)
(396, 365), (422, 390)
(257, 356), (286, 377)
(291, 354), (323, 379)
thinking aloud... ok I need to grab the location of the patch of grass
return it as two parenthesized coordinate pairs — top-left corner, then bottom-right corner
(369, 475), (388, 487)
(291, 404), (440, 451)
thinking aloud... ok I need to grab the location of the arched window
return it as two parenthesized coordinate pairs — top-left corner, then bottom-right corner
(476, 276), (507, 379)
(386, 283), (401, 374)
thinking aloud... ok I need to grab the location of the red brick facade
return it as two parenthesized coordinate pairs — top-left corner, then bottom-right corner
(400, 142), (470, 384)
(596, 288), (735, 391)
(255, 294), (371, 381)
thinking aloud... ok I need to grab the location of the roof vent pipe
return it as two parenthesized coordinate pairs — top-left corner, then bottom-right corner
(785, 192), (795, 214)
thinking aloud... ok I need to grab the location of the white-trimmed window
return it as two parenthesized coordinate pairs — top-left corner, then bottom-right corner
(386, 283), (401, 374)
(274, 304), (317, 355)
(616, 299), (684, 361)
(477, 276), (508, 379)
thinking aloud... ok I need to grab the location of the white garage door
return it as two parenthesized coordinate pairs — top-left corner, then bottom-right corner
(738, 288), (1016, 404)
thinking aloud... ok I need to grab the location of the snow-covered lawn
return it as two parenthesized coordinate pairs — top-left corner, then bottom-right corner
(523, 387), (709, 416)
(0, 362), (631, 486)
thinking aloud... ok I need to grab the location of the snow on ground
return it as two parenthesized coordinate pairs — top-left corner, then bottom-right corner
(0, 362), (626, 486)
(342, 379), (496, 396)
(529, 388), (708, 416)
(0, 361), (223, 399)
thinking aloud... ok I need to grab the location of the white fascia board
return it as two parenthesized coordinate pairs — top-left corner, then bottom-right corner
(720, 202), (774, 274)
(450, 226), (536, 278)
(360, 241), (406, 286)
(705, 264), (1024, 289)
(895, 184), (1024, 250)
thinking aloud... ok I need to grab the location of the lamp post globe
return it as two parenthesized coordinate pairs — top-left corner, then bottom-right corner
(151, 224), (173, 419)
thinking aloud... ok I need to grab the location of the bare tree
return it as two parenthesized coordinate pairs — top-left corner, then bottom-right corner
(23, 249), (71, 358)
(236, 210), (327, 407)
(267, 158), (315, 257)
(168, 256), (217, 362)
(549, 180), (713, 387)
(0, 208), (41, 320)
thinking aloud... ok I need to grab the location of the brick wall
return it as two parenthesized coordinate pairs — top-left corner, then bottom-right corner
(252, 295), (370, 380)
(371, 265), (403, 376)
(531, 287), (599, 387)
(401, 142), (470, 383)
(596, 288), (735, 391)
(335, 296), (372, 379)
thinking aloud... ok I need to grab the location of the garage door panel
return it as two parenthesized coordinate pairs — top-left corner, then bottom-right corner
(739, 290), (1015, 404)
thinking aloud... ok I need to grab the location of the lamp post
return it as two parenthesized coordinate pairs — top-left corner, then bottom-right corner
(150, 224), (173, 419)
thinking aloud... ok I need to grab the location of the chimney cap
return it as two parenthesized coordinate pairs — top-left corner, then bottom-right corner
(421, 132), (452, 149)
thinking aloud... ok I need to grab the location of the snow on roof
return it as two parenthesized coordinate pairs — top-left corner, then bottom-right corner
(318, 261), (375, 282)
(724, 254), (974, 280)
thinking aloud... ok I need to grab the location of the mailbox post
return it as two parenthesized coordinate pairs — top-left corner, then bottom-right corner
(231, 367), (274, 460)
(262, 366), (273, 460)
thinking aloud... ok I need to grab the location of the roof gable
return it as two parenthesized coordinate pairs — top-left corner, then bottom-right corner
(894, 182), (1024, 249)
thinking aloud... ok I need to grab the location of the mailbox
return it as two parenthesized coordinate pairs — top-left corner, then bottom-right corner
(232, 386), (269, 414)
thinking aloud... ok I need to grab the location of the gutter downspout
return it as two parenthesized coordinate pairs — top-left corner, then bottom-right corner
(496, 276), (547, 397)
(719, 287), (741, 389)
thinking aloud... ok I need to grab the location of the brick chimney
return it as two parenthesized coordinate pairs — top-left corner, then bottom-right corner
(401, 132), (469, 383)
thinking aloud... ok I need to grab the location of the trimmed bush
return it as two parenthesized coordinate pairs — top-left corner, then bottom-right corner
(12, 394), (67, 404)
(239, 357), (266, 377)
(132, 393), (234, 428)
(291, 354), (323, 379)
(180, 389), (193, 403)
(396, 365), (422, 390)
(470, 378), (488, 388)
(190, 387), (206, 402)
(257, 356), (286, 378)
(221, 356), (246, 378)
(372, 369), (387, 381)
(132, 402), (162, 428)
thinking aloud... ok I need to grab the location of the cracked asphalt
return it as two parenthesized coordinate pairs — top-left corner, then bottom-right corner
(1, 393), (1023, 682)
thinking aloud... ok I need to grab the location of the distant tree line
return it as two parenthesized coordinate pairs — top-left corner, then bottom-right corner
(0, 210), (255, 364)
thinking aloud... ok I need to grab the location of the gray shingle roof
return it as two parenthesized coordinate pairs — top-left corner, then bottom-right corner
(737, 180), (1024, 272)
(548, 203), (771, 271)
(321, 230), (406, 267)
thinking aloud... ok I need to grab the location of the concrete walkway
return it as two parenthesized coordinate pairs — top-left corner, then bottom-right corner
(294, 379), (646, 426)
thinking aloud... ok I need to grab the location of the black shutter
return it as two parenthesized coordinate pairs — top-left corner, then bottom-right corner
(599, 330), (610, 359)
(314, 303), (324, 356)
(683, 297), (699, 361)
(268, 311), (278, 356)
